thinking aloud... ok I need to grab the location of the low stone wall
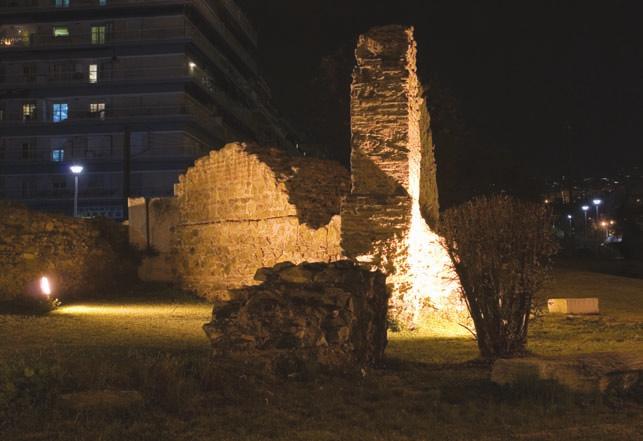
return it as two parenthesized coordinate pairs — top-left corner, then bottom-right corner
(0, 201), (137, 302)
(172, 142), (349, 300)
(203, 261), (389, 375)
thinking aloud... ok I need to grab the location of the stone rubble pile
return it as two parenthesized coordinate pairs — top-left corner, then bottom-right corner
(203, 261), (389, 375)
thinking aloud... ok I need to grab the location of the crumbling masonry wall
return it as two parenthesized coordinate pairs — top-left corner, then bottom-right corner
(172, 142), (349, 300)
(341, 25), (463, 322)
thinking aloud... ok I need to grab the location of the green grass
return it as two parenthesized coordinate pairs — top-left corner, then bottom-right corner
(0, 269), (641, 441)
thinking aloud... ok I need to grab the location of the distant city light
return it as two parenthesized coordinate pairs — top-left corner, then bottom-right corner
(40, 276), (52, 297)
(567, 214), (572, 219)
(600, 221), (608, 228)
(544, 199), (550, 204)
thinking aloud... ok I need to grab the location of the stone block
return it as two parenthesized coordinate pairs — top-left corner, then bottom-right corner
(547, 298), (600, 315)
(491, 352), (643, 394)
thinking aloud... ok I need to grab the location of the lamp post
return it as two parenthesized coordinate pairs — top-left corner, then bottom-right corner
(592, 199), (602, 221)
(581, 205), (589, 230)
(567, 214), (573, 229)
(70, 165), (84, 217)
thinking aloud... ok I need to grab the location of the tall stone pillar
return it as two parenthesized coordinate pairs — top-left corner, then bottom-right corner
(341, 25), (462, 324)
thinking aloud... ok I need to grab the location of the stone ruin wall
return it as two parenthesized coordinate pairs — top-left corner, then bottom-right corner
(136, 25), (465, 324)
(341, 25), (463, 323)
(172, 142), (349, 300)
(1, 201), (136, 302)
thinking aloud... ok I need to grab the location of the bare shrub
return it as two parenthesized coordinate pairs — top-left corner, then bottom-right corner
(439, 195), (557, 358)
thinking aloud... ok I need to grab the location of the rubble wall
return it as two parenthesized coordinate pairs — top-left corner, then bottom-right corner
(172, 142), (349, 299)
(0, 201), (136, 302)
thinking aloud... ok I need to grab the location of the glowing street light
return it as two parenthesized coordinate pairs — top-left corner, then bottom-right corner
(567, 214), (573, 229)
(592, 199), (602, 220)
(70, 164), (84, 217)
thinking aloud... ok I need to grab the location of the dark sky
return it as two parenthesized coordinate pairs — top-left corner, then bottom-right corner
(239, 1), (642, 185)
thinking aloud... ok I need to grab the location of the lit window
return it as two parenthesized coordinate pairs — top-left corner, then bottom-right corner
(52, 103), (69, 122)
(53, 26), (70, 38)
(91, 26), (106, 44)
(55, 0), (70, 7)
(90, 102), (106, 119)
(22, 103), (36, 121)
(88, 64), (99, 83)
(51, 149), (65, 162)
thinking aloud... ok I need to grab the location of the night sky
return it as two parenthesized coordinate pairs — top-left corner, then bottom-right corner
(240, 1), (642, 202)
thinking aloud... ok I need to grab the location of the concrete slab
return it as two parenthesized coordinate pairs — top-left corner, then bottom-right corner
(547, 298), (599, 315)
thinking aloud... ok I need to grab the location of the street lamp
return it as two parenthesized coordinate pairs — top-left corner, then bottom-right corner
(567, 214), (573, 229)
(70, 165), (84, 217)
(581, 205), (590, 229)
(592, 199), (602, 220)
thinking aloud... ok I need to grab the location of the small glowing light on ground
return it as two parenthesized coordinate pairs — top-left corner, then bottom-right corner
(40, 276), (52, 296)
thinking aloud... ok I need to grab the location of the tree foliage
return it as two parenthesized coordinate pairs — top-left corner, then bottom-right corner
(439, 195), (557, 358)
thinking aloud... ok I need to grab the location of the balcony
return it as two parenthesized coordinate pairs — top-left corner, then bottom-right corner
(0, 25), (190, 49)
(0, 65), (190, 87)
(0, 0), (187, 12)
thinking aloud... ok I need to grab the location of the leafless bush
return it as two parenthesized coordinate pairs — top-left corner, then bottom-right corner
(439, 195), (557, 358)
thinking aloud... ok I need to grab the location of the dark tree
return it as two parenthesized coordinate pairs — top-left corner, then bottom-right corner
(439, 195), (557, 358)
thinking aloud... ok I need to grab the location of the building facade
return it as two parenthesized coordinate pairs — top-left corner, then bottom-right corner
(0, 0), (294, 219)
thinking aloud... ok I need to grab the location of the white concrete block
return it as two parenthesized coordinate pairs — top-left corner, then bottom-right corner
(547, 298), (600, 315)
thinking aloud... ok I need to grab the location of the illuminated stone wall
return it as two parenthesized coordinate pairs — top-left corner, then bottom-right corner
(172, 142), (349, 300)
(341, 25), (463, 323)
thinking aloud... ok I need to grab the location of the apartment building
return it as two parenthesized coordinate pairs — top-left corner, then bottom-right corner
(0, 0), (294, 218)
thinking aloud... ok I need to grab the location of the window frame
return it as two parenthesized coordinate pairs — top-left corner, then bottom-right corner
(53, 26), (70, 38)
(51, 148), (65, 162)
(52, 103), (69, 123)
(88, 64), (99, 83)
(91, 25), (108, 45)
(89, 102), (106, 120)
(22, 103), (37, 121)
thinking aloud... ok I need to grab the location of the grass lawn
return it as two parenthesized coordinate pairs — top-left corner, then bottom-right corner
(0, 269), (641, 441)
